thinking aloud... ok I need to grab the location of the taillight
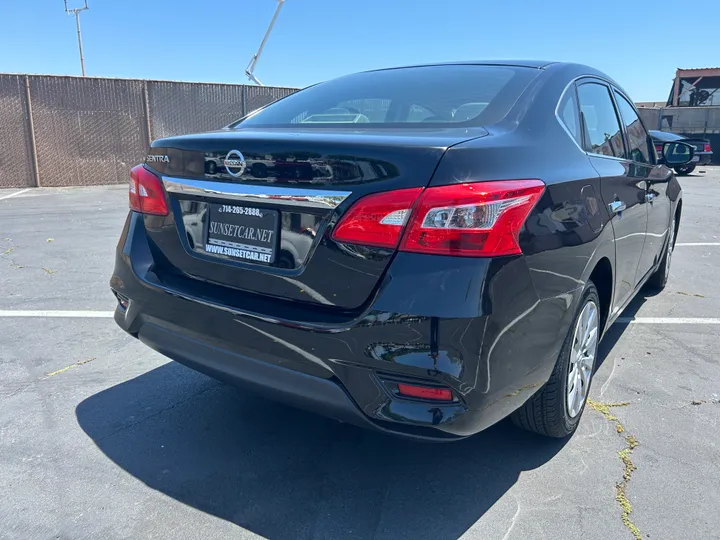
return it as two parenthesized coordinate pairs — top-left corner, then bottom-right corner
(332, 180), (545, 257)
(655, 144), (664, 154)
(331, 188), (422, 248)
(400, 180), (545, 257)
(129, 165), (168, 216)
(704, 143), (712, 153)
(397, 383), (453, 401)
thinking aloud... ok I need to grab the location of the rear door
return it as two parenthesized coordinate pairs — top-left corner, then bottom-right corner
(612, 89), (665, 281)
(577, 80), (648, 312)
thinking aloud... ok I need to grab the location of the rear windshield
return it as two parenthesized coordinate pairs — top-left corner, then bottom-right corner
(234, 65), (539, 129)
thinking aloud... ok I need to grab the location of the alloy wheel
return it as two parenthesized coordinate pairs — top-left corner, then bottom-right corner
(566, 300), (599, 418)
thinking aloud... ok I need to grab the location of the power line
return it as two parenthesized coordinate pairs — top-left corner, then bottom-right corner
(63, 0), (89, 76)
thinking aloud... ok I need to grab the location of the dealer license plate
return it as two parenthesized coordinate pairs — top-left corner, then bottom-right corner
(205, 203), (278, 264)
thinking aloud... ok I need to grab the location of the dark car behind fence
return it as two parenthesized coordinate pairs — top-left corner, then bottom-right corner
(638, 106), (720, 165)
(0, 74), (296, 188)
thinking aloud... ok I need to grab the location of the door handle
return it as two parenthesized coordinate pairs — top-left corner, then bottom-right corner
(608, 200), (626, 214)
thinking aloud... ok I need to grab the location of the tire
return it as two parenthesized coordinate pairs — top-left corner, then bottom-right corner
(647, 215), (676, 291)
(511, 282), (601, 438)
(674, 164), (695, 176)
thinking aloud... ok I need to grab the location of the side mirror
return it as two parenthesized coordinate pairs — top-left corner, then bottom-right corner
(662, 141), (695, 166)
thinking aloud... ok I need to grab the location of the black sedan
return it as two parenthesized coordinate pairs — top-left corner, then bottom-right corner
(649, 129), (712, 175)
(111, 61), (694, 441)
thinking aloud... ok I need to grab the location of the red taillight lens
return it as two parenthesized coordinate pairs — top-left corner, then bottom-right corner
(704, 143), (712, 153)
(397, 383), (453, 401)
(129, 165), (168, 216)
(655, 144), (664, 154)
(331, 188), (422, 248)
(400, 180), (545, 257)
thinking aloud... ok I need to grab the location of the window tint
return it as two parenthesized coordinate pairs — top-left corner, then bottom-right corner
(558, 86), (581, 144)
(577, 83), (625, 158)
(614, 91), (651, 163)
(236, 65), (539, 128)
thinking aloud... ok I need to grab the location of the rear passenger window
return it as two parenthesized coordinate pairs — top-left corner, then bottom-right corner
(577, 83), (625, 158)
(558, 86), (581, 144)
(614, 91), (652, 164)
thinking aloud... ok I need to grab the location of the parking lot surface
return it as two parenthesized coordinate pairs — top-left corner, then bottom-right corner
(1, 170), (719, 540)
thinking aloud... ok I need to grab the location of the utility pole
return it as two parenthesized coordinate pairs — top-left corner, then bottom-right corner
(245, 0), (286, 85)
(64, 0), (89, 76)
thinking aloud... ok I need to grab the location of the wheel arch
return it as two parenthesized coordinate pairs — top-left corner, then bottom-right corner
(588, 256), (613, 335)
(674, 198), (682, 247)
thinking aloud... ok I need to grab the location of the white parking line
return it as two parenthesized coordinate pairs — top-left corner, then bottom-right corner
(675, 242), (720, 246)
(0, 310), (114, 318)
(616, 317), (720, 324)
(0, 189), (31, 201)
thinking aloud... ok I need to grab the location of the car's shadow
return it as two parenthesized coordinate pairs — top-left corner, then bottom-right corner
(75, 289), (654, 539)
(77, 364), (566, 539)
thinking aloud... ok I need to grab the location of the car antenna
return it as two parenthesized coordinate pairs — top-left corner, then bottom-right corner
(245, 0), (286, 86)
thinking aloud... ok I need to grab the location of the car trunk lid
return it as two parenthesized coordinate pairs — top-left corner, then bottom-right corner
(142, 127), (487, 310)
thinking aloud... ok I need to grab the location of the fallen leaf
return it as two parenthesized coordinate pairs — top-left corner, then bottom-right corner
(46, 238), (54, 243)
(42, 268), (56, 274)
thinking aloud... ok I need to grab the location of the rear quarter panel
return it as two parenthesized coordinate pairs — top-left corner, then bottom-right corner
(429, 64), (617, 402)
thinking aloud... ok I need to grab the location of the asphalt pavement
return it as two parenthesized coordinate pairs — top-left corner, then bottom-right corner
(1, 169), (719, 540)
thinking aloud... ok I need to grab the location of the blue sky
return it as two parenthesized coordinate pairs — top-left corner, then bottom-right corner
(2, 0), (719, 101)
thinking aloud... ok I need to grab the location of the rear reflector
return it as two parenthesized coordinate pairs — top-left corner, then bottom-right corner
(129, 165), (169, 216)
(397, 383), (453, 401)
(401, 180), (545, 257)
(331, 188), (422, 248)
(704, 143), (712, 153)
(113, 291), (129, 309)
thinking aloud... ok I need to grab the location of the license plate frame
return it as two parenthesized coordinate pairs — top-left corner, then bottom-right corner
(204, 203), (279, 265)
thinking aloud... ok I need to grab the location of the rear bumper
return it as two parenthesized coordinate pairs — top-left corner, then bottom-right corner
(691, 152), (713, 165)
(111, 212), (575, 440)
(133, 320), (452, 439)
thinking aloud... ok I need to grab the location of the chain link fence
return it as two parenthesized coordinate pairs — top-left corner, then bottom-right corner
(244, 84), (296, 115)
(0, 75), (35, 188)
(0, 74), (297, 188)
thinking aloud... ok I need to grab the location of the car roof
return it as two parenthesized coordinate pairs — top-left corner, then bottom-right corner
(362, 61), (622, 85)
(365, 60), (557, 73)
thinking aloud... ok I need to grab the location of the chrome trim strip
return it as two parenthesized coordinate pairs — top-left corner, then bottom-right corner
(163, 177), (351, 210)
